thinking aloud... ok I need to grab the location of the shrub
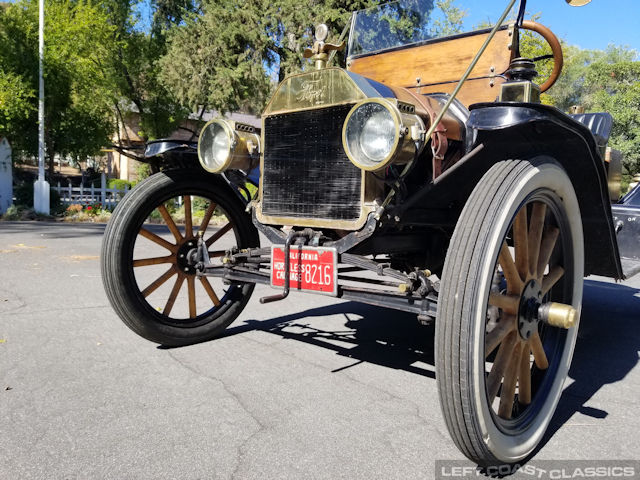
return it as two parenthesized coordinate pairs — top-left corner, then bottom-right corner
(63, 202), (111, 223)
(136, 162), (152, 181)
(66, 204), (83, 214)
(107, 178), (134, 190)
(13, 181), (61, 211)
(1, 205), (38, 221)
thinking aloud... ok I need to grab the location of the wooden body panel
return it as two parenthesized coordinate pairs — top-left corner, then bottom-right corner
(348, 28), (513, 106)
(404, 78), (504, 106)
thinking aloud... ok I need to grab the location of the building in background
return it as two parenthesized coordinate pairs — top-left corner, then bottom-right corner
(110, 110), (260, 182)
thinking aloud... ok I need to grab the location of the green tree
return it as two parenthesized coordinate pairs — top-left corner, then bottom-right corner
(159, 0), (466, 115)
(514, 16), (640, 175)
(0, 0), (196, 175)
(0, 0), (116, 173)
(105, 0), (194, 142)
(538, 44), (640, 175)
(585, 48), (640, 174)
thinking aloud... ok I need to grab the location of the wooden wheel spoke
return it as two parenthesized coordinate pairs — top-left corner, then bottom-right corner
(205, 222), (233, 247)
(518, 345), (532, 406)
(530, 331), (549, 370)
(487, 331), (517, 403)
(499, 342), (523, 419)
(536, 226), (559, 279)
(499, 243), (522, 294)
(528, 202), (547, 277)
(200, 277), (221, 307)
(485, 315), (516, 357)
(208, 250), (226, 258)
(198, 202), (218, 236)
(163, 274), (185, 316)
(187, 276), (197, 318)
(139, 227), (177, 253)
(488, 293), (520, 315)
(141, 266), (176, 298)
(157, 204), (183, 242)
(133, 255), (175, 267)
(513, 208), (529, 281)
(541, 265), (565, 296)
(184, 195), (193, 239)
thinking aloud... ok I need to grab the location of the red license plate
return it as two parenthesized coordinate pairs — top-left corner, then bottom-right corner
(270, 245), (337, 296)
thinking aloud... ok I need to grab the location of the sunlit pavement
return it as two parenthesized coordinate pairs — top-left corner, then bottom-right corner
(1, 221), (639, 479)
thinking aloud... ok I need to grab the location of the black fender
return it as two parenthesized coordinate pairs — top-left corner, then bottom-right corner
(427, 102), (622, 279)
(158, 168), (252, 210)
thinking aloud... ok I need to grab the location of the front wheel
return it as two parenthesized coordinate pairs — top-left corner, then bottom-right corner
(101, 170), (259, 346)
(436, 158), (584, 465)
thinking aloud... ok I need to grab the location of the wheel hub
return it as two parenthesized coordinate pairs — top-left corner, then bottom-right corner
(518, 279), (543, 341)
(176, 237), (198, 275)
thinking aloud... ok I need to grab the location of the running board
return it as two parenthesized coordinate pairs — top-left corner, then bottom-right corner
(621, 258), (640, 279)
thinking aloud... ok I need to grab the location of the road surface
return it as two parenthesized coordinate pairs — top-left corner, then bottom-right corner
(1, 221), (639, 479)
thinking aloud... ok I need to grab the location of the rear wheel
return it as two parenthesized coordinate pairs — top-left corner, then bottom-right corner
(101, 170), (259, 346)
(436, 158), (583, 465)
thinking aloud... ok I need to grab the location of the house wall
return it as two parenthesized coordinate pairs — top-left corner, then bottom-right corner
(112, 110), (260, 182)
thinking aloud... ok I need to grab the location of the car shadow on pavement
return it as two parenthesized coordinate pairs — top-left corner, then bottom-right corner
(0, 220), (107, 238)
(223, 301), (437, 378)
(161, 277), (639, 454)
(538, 279), (640, 451)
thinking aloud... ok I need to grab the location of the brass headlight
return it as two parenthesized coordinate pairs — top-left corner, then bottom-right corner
(342, 98), (424, 172)
(198, 119), (260, 173)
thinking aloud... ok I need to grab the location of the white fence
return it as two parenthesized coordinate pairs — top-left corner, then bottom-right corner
(53, 173), (129, 210)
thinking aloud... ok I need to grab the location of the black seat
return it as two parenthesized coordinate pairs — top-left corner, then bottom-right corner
(569, 112), (613, 153)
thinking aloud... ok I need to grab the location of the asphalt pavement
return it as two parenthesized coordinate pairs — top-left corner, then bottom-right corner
(1, 221), (639, 479)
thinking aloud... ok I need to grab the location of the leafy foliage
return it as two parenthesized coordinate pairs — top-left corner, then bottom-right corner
(539, 44), (640, 174)
(159, 0), (467, 115)
(0, 0), (116, 170)
(349, 0), (466, 56)
(519, 22), (640, 175)
(586, 52), (640, 174)
(0, 0), (194, 173)
(106, 0), (193, 141)
(0, 72), (35, 134)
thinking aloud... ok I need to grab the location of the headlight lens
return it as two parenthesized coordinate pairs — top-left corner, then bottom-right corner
(359, 107), (396, 162)
(343, 100), (399, 171)
(343, 98), (425, 172)
(199, 121), (233, 172)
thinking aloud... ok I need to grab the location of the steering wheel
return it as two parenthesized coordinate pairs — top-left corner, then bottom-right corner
(520, 20), (564, 93)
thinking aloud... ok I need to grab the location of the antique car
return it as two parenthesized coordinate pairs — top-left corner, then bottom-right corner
(101, 0), (640, 467)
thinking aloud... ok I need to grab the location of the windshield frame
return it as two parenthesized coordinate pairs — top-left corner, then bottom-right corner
(346, 0), (521, 60)
(347, 24), (508, 60)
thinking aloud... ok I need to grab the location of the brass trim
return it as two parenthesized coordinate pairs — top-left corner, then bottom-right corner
(342, 98), (425, 172)
(263, 99), (363, 117)
(342, 98), (402, 172)
(262, 67), (367, 116)
(540, 302), (578, 329)
(197, 118), (259, 173)
(198, 119), (233, 173)
(257, 103), (377, 231)
(255, 201), (376, 231)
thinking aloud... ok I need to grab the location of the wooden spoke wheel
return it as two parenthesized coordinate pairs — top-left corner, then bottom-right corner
(101, 170), (259, 346)
(436, 159), (583, 466)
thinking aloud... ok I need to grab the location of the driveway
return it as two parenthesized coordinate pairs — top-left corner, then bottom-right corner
(1, 221), (639, 479)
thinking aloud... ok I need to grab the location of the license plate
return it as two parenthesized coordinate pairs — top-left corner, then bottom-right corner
(270, 245), (337, 296)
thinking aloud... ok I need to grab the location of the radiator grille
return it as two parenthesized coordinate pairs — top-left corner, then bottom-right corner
(261, 105), (362, 222)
